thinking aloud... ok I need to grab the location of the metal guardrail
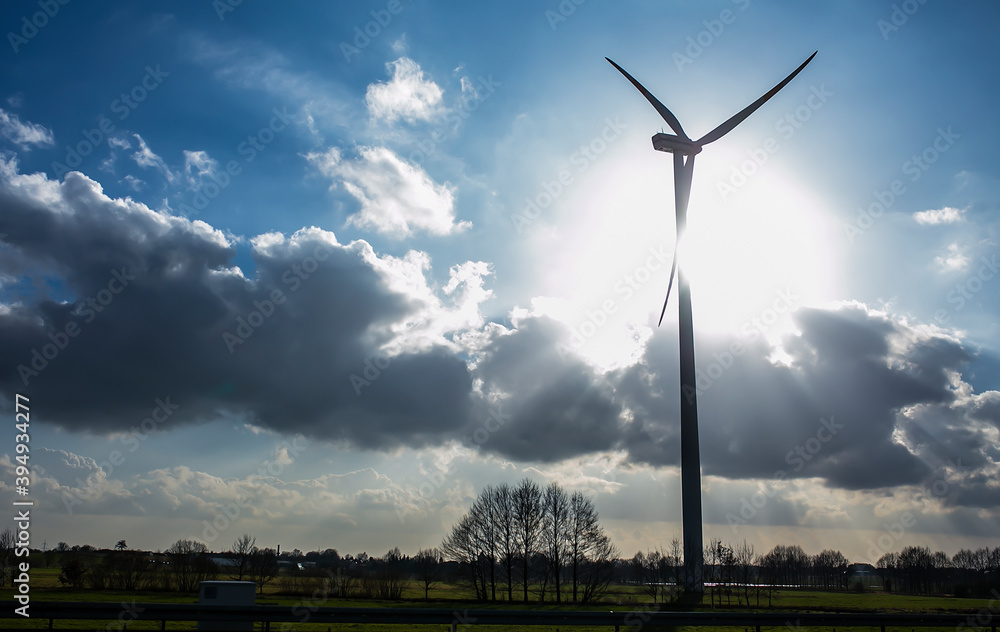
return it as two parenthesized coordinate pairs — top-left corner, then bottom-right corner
(1, 601), (997, 630)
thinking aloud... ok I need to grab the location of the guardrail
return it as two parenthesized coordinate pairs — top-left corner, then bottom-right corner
(1, 601), (996, 631)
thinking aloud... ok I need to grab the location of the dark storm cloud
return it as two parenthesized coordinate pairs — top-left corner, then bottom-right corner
(470, 316), (622, 462)
(467, 302), (993, 504)
(612, 306), (968, 490)
(970, 391), (1000, 427)
(0, 159), (472, 447)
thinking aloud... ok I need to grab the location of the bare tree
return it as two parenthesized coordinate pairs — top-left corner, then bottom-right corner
(764, 544), (809, 588)
(248, 547), (279, 595)
(513, 478), (542, 602)
(733, 540), (755, 607)
(989, 547), (1000, 596)
(473, 486), (499, 600)
(443, 513), (489, 600)
(541, 482), (569, 602)
(932, 550), (951, 594)
(813, 549), (848, 590)
(567, 492), (603, 601)
(333, 566), (356, 598)
(0, 528), (14, 587)
(415, 547), (442, 599)
(631, 550), (664, 603)
(491, 483), (517, 601)
(167, 539), (216, 592)
(717, 541), (736, 606)
(786, 545), (810, 587)
(578, 530), (617, 603)
(58, 554), (88, 588)
(101, 549), (150, 591)
(759, 546), (781, 606)
(952, 548), (971, 595)
(876, 551), (899, 592)
(364, 547), (405, 600)
(988, 546), (1000, 573)
(531, 551), (551, 602)
(897, 545), (943, 595)
(636, 539), (680, 604)
(230, 533), (256, 581)
(667, 536), (683, 601)
(704, 539), (721, 608)
(952, 547), (989, 596)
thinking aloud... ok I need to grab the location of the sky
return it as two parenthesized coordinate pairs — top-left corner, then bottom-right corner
(1, 1), (999, 565)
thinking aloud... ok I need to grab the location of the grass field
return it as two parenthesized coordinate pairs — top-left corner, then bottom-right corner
(2, 565), (997, 631)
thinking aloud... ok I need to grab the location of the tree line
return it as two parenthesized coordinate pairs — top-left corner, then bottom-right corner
(442, 479), (618, 603)
(1, 531), (445, 601)
(3, 514), (998, 603)
(876, 545), (1000, 597)
(629, 540), (1000, 606)
(50, 535), (280, 595)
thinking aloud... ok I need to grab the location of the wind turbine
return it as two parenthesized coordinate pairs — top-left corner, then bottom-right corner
(606, 51), (817, 599)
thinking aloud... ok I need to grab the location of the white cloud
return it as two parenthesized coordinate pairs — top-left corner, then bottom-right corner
(307, 145), (470, 238)
(365, 57), (443, 123)
(100, 136), (134, 175)
(108, 136), (132, 150)
(371, 254), (494, 355)
(0, 107), (54, 149)
(914, 207), (963, 225)
(131, 134), (178, 182)
(935, 242), (970, 272)
(123, 175), (145, 191)
(182, 149), (220, 190)
(17, 444), (433, 552)
(391, 35), (408, 55)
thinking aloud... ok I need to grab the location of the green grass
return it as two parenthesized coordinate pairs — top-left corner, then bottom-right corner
(2, 566), (997, 631)
(752, 588), (994, 612)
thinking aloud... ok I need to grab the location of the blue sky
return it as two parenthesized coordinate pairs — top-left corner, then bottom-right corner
(1, 1), (999, 563)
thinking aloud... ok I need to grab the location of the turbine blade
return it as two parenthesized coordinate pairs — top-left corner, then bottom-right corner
(657, 246), (679, 327)
(660, 153), (696, 327)
(695, 51), (817, 146)
(606, 57), (689, 140)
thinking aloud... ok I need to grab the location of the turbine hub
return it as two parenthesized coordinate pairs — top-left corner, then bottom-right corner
(652, 133), (702, 155)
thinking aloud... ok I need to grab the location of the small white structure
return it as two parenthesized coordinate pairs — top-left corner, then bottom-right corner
(198, 580), (256, 631)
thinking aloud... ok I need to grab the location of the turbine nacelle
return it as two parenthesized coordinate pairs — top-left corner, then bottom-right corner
(652, 133), (702, 155)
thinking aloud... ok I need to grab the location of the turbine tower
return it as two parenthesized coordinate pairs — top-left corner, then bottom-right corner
(606, 51), (816, 599)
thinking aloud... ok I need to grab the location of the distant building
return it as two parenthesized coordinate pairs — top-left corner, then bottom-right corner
(208, 555), (240, 568)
